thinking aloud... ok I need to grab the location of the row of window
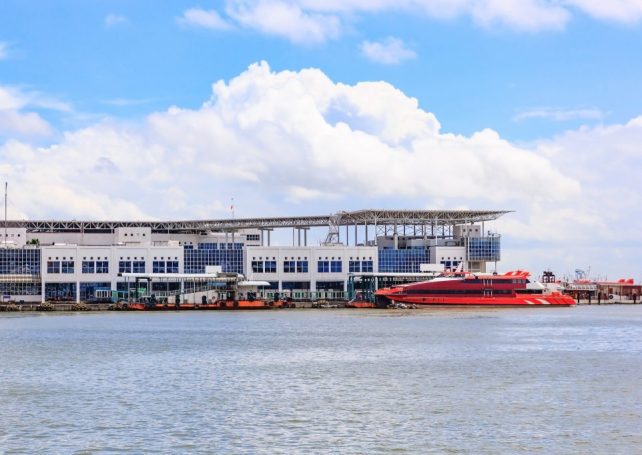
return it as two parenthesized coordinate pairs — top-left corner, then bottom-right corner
(81, 261), (109, 274)
(250, 260), (374, 274)
(317, 261), (343, 273)
(119, 261), (146, 273)
(152, 261), (179, 273)
(0, 249), (40, 275)
(47, 261), (75, 274)
(348, 261), (374, 273)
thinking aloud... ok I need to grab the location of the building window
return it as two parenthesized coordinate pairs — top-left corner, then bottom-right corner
(153, 261), (165, 273)
(47, 261), (60, 274)
(361, 260), (373, 273)
(82, 261), (95, 274)
(349, 261), (360, 273)
(296, 260), (308, 273)
(166, 261), (179, 273)
(96, 261), (109, 274)
(119, 261), (132, 273)
(317, 261), (329, 273)
(330, 261), (342, 273)
(283, 261), (296, 273)
(252, 261), (264, 273)
(133, 261), (145, 273)
(61, 261), (74, 274)
(264, 261), (276, 273)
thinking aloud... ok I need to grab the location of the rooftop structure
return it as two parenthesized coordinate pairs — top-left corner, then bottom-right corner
(5, 209), (511, 234)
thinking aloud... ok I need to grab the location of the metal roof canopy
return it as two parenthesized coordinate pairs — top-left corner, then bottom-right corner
(6, 209), (511, 233)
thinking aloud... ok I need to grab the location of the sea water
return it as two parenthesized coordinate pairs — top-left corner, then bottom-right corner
(1, 306), (641, 454)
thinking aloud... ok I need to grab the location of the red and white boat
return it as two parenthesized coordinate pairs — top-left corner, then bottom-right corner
(375, 270), (576, 307)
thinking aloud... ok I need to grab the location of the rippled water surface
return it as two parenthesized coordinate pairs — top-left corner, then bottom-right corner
(1, 306), (641, 454)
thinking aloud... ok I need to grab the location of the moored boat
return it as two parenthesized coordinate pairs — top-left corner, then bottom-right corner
(375, 270), (575, 307)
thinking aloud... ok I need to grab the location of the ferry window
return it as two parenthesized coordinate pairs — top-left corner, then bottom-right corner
(132, 261), (145, 273)
(166, 261), (179, 273)
(61, 261), (74, 274)
(330, 261), (342, 273)
(362, 261), (373, 272)
(283, 261), (296, 273)
(119, 261), (132, 273)
(47, 261), (60, 274)
(152, 261), (166, 273)
(296, 261), (308, 273)
(349, 261), (360, 273)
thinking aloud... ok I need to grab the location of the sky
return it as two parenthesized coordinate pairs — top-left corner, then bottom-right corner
(1, 0), (642, 280)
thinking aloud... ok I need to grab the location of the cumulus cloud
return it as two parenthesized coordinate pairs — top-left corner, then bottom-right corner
(360, 37), (416, 64)
(177, 8), (232, 30)
(2, 62), (642, 276)
(514, 107), (605, 122)
(0, 85), (64, 137)
(0, 62), (579, 219)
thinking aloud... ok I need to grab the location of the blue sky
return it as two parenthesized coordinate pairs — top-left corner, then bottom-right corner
(1, 0), (642, 278)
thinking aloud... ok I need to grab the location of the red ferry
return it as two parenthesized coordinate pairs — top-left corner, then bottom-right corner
(375, 270), (576, 307)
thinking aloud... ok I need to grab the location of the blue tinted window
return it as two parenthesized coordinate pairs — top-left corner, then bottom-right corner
(61, 261), (74, 274)
(82, 261), (95, 274)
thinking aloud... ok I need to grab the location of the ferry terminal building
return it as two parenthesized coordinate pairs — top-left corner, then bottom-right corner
(0, 209), (507, 303)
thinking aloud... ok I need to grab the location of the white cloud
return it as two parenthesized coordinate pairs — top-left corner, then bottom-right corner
(514, 107), (605, 122)
(0, 62), (579, 218)
(104, 14), (128, 28)
(184, 0), (642, 44)
(3, 62), (642, 277)
(177, 8), (232, 30)
(360, 37), (416, 64)
(565, 0), (642, 24)
(225, 1), (340, 44)
(0, 85), (63, 137)
(0, 110), (52, 137)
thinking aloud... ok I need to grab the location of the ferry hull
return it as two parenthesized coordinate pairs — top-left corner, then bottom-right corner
(377, 294), (575, 307)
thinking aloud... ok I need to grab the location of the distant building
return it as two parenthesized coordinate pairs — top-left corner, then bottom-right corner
(0, 209), (508, 302)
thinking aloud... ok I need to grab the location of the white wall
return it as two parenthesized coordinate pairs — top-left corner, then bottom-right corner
(245, 245), (378, 291)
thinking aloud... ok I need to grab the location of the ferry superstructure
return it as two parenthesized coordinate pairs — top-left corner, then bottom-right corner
(375, 270), (576, 307)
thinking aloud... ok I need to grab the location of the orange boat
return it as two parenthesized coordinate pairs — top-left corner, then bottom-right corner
(376, 270), (576, 307)
(346, 300), (376, 308)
